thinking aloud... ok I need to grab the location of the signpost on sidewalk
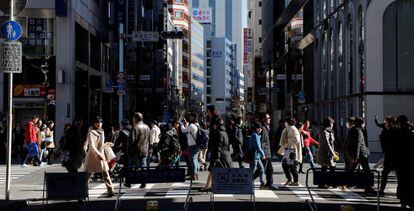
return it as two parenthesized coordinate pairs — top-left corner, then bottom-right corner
(1, 0), (23, 200)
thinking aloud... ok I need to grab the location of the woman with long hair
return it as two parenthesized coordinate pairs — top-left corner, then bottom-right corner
(84, 116), (114, 197)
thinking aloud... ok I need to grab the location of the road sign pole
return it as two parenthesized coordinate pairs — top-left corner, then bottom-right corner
(119, 23), (124, 123)
(5, 0), (14, 201)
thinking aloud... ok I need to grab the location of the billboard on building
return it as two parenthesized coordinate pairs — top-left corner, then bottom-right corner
(191, 8), (212, 24)
(244, 28), (252, 64)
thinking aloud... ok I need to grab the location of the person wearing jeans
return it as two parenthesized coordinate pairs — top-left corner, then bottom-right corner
(299, 121), (318, 173)
(249, 122), (266, 189)
(181, 113), (200, 180)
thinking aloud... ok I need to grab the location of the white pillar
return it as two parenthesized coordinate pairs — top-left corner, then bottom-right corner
(55, 4), (75, 141)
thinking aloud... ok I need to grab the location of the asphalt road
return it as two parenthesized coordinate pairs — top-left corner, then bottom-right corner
(0, 162), (405, 211)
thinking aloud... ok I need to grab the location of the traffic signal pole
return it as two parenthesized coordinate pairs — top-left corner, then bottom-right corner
(119, 23), (124, 123)
(5, 0), (14, 200)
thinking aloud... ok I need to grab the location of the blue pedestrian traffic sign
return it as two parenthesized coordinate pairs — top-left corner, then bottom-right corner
(1, 20), (22, 41)
(298, 91), (306, 104)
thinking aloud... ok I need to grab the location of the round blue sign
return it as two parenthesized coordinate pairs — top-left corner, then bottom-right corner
(1, 20), (22, 41)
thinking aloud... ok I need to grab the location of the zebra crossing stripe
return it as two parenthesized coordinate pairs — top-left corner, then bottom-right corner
(329, 188), (368, 202)
(165, 182), (191, 198)
(88, 184), (107, 197)
(283, 184), (325, 201)
(120, 184), (156, 199)
(255, 190), (279, 199)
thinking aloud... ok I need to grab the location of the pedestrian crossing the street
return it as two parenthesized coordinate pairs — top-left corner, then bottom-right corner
(0, 165), (51, 185)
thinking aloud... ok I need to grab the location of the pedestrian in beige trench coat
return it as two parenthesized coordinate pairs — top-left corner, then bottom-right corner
(84, 116), (114, 197)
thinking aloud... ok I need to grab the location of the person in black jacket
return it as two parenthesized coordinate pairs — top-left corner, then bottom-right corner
(200, 117), (233, 192)
(395, 115), (414, 209)
(374, 115), (397, 196)
(229, 117), (244, 168)
(347, 117), (374, 194)
(61, 118), (86, 173)
(254, 113), (278, 190)
(113, 119), (133, 167)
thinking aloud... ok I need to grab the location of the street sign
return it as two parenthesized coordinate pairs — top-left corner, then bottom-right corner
(0, 41), (22, 73)
(212, 168), (253, 194)
(105, 80), (114, 93)
(298, 91), (305, 104)
(276, 74), (303, 80)
(1, 20), (22, 41)
(0, 0), (27, 16)
(132, 31), (159, 42)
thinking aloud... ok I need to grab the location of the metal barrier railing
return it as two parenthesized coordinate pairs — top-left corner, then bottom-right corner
(305, 168), (380, 211)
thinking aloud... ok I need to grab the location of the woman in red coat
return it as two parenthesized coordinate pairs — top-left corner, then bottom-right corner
(299, 120), (319, 173)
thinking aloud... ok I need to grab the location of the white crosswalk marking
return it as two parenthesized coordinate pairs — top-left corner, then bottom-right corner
(165, 182), (190, 198)
(284, 184), (325, 201)
(213, 194), (235, 198)
(88, 184), (107, 197)
(120, 184), (156, 199)
(329, 188), (368, 202)
(255, 190), (279, 199)
(0, 165), (50, 185)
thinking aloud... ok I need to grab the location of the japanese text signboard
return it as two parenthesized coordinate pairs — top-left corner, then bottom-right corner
(1, 41), (22, 73)
(212, 168), (253, 194)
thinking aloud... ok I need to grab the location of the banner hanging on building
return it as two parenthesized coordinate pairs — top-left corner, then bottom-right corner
(191, 8), (212, 24)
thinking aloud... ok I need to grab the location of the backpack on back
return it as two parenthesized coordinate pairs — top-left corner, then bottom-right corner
(195, 126), (209, 149)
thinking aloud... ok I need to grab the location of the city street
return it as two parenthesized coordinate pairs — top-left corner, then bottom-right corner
(0, 162), (404, 211)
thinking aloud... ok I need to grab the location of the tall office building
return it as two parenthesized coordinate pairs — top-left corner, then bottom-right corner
(190, 17), (205, 112)
(168, 0), (191, 107)
(210, 37), (236, 115)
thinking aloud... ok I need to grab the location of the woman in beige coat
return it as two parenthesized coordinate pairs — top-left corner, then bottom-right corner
(84, 117), (114, 197)
(278, 118), (302, 186)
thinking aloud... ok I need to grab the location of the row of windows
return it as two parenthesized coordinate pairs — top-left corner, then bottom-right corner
(192, 73), (203, 82)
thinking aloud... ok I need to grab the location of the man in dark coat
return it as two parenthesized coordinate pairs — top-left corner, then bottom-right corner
(375, 115), (397, 196)
(229, 117), (244, 168)
(125, 112), (150, 188)
(347, 117), (374, 193)
(113, 119), (133, 166)
(254, 113), (278, 190)
(395, 115), (414, 208)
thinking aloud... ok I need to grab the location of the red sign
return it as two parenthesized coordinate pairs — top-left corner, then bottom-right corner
(13, 84), (47, 98)
(244, 28), (248, 64)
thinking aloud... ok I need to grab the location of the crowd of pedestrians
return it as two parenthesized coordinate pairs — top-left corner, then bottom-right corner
(0, 115), (57, 167)
(3, 106), (412, 209)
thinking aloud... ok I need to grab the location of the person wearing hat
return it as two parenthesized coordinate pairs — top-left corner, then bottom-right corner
(84, 116), (114, 197)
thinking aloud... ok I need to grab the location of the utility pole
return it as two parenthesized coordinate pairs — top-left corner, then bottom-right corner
(5, 0), (14, 200)
(119, 23), (124, 123)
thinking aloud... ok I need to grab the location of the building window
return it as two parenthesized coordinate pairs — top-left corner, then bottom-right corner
(207, 96), (211, 103)
(175, 0), (183, 3)
(175, 11), (183, 19)
(207, 40), (211, 48)
(259, 37), (262, 43)
(207, 68), (211, 75)
(383, 0), (414, 91)
(207, 59), (211, 66)
(259, 19), (262, 25)
(207, 87), (211, 94)
(259, 1), (262, 7)
(207, 77), (211, 85)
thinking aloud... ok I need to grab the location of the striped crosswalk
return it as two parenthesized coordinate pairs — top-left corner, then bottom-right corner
(86, 180), (386, 202)
(0, 165), (52, 185)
